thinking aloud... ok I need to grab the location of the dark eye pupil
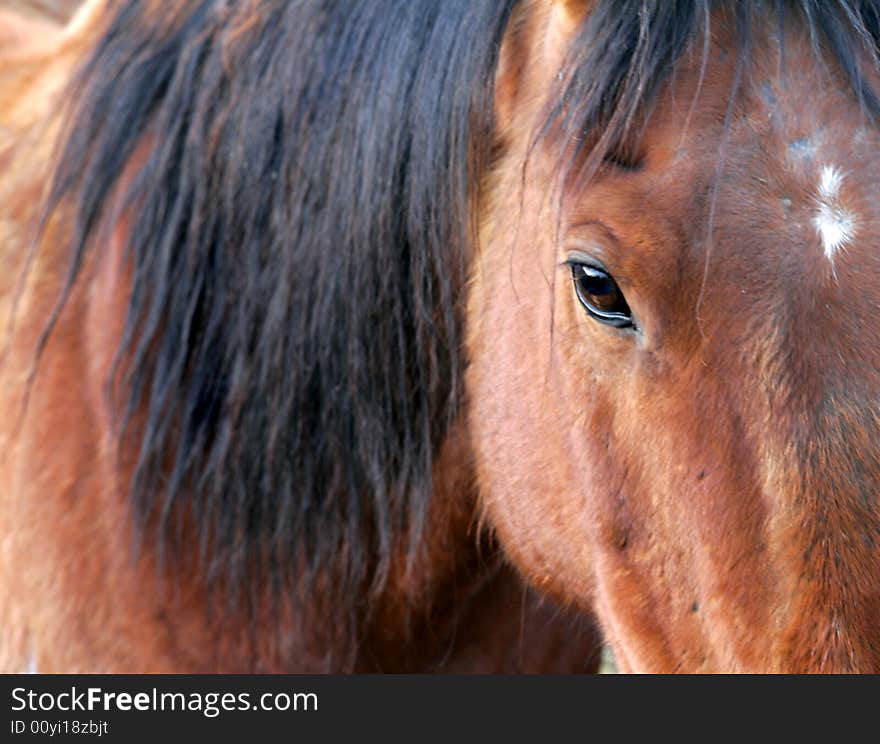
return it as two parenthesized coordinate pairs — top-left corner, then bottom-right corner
(578, 269), (617, 309)
(570, 264), (633, 328)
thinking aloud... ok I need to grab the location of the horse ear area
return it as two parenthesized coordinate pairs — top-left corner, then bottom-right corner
(548, 0), (593, 48)
(494, 1), (590, 131)
(553, 0), (591, 26)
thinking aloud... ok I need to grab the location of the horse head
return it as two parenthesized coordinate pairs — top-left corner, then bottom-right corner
(471, 0), (880, 672)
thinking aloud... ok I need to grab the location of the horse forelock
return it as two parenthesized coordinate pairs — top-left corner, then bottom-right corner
(40, 0), (515, 624)
(538, 1), (880, 195)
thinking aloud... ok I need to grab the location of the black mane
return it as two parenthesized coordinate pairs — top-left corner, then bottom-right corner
(44, 0), (515, 614)
(41, 0), (880, 621)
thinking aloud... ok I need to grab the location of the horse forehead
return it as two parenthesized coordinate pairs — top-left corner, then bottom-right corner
(621, 53), (880, 356)
(756, 127), (873, 271)
(652, 22), (880, 215)
(659, 65), (880, 269)
(742, 67), (880, 187)
(722, 93), (880, 253)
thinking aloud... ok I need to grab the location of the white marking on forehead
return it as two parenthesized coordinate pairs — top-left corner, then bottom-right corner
(813, 165), (855, 267)
(818, 165), (844, 200)
(27, 653), (38, 674)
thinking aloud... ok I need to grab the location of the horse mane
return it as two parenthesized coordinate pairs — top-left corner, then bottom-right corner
(40, 0), (880, 620)
(42, 0), (515, 614)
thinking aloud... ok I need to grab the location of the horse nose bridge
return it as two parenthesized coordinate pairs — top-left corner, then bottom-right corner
(761, 392), (880, 671)
(773, 385), (880, 504)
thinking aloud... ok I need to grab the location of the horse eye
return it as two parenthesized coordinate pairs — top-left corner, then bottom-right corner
(568, 262), (634, 329)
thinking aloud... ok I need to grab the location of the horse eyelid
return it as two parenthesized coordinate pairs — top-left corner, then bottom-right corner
(562, 253), (606, 271)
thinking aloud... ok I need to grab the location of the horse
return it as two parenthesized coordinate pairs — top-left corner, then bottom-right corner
(1, 0), (879, 673)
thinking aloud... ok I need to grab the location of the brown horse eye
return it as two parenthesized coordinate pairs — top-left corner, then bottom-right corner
(568, 263), (634, 329)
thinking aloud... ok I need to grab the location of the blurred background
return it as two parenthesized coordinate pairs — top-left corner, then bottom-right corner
(1, 0), (81, 23)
